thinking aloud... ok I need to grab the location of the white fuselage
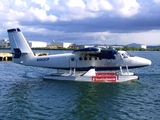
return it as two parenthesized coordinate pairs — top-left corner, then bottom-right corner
(21, 51), (151, 71)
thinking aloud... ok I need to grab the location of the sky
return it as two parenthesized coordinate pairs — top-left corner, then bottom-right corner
(1, 0), (160, 45)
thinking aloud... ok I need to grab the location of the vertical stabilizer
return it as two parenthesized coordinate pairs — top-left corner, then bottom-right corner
(7, 28), (34, 64)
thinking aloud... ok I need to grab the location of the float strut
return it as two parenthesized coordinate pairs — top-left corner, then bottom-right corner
(120, 66), (123, 74)
(126, 66), (129, 75)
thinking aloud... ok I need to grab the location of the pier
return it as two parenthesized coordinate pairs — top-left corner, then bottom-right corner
(0, 52), (48, 61)
(0, 52), (12, 61)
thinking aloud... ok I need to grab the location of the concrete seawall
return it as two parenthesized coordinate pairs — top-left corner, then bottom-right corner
(0, 52), (48, 61)
(0, 52), (12, 61)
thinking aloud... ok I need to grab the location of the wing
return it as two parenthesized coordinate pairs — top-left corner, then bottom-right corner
(73, 47), (101, 58)
(73, 47), (117, 59)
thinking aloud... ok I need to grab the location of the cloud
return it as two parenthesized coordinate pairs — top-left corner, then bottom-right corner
(86, 0), (113, 12)
(116, 0), (140, 17)
(154, 0), (160, 4)
(31, 0), (50, 11)
(14, 0), (28, 7)
(58, 0), (112, 21)
(53, 0), (60, 5)
(89, 30), (160, 45)
(50, 0), (113, 21)
(1, 0), (160, 46)
(105, 0), (140, 18)
(66, 0), (85, 8)
(29, 7), (58, 22)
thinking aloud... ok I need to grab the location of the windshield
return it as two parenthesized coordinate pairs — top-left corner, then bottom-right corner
(121, 52), (134, 58)
(126, 52), (134, 57)
(125, 52), (131, 57)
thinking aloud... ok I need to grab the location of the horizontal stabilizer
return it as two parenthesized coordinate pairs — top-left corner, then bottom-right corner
(12, 48), (28, 58)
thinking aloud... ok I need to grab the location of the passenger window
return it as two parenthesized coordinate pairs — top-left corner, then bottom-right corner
(79, 57), (82, 60)
(84, 57), (87, 60)
(71, 58), (74, 61)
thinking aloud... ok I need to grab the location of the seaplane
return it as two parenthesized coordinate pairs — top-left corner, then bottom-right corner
(7, 28), (152, 83)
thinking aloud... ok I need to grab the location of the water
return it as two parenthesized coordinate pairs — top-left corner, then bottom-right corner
(0, 51), (160, 120)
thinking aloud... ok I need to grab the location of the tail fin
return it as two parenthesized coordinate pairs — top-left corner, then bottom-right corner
(7, 28), (34, 64)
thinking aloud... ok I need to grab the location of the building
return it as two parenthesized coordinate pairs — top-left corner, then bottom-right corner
(27, 41), (47, 48)
(0, 39), (9, 48)
(141, 44), (147, 49)
(112, 45), (124, 49)
(127, 43), (147, 49)
(50, 40), (73, 48)
(84, 45), (94, 48)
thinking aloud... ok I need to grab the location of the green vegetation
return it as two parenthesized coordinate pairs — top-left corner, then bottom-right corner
(147, 47), (160, 51)
(2, 46), (160, 51)
(116, 46), (160, 51)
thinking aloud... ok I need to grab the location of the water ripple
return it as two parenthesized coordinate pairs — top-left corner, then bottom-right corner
(0, 52), (160, 119)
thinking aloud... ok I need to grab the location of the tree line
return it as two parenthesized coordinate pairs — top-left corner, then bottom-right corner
(115, 46), (160, 51)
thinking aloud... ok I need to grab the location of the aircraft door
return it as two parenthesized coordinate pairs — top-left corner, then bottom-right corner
(119, 52), (131, 65)
(116, 53), (124, 66)
(69, 57), (77, 68)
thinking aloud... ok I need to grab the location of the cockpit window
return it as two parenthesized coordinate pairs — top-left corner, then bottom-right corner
(121, 52), (134, 58)
(122, 53), (128, 58)
(125, 52), (130, 57)
(125, 52), (134, 57)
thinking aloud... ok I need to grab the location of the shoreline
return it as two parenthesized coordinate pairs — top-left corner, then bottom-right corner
(0, 47), (160, 51)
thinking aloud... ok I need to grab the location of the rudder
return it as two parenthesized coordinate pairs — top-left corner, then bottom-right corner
(7, 28), (34, 64)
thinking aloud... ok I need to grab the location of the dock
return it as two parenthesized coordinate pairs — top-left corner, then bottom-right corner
(0, 52), (48, 61)
(0, 52), (12, 61)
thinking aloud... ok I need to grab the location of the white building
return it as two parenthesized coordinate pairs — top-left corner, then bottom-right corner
(84, 45), (94, 48)
(27, 41), (47, 48)
(0, 39), (9, 48)
(51, 40), (73, 48)
(141, 44), (147, 49)
(127, 43), (147, 49)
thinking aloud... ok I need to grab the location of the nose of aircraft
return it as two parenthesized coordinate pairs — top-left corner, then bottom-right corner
(142, 58), (152, 66)
(132, 57), (152, 67)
